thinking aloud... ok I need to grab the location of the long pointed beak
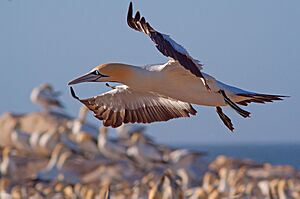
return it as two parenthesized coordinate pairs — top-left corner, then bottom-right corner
(68, 72), (99, 85)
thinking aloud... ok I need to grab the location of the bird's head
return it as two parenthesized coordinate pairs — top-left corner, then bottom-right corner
(68, 63), (133, 85)
(39, 83), (53, 91)
(130, 132), (142, 144)
(2, 147), (12, 158)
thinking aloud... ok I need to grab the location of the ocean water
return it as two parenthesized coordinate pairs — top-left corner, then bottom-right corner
(177, 144), (300, 168)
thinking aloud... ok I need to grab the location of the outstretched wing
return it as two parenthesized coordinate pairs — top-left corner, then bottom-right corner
(70, 86), (197, 128)
(127, 2), (208, 88)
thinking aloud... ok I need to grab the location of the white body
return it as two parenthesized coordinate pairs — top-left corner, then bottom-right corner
(122, 63), (250, 107)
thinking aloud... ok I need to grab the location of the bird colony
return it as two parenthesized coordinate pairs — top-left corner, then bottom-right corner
(0, 83), (298, 199)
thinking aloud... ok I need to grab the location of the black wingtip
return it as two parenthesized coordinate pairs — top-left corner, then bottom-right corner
(216, 106), (235, 132)
(70, 87), (80, 101)
(127, 2), (133, 24)
(128, 2), (133, 16)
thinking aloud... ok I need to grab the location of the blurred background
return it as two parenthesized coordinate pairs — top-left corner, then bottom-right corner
(0, 0), (299, 147)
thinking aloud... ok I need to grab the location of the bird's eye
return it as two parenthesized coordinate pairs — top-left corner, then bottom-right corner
(93, 70), (100, 75)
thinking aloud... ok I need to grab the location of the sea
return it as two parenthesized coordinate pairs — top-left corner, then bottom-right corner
(176, 143), (300, 168)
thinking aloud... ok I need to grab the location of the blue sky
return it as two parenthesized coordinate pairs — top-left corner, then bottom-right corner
(1, 0), (299, 144)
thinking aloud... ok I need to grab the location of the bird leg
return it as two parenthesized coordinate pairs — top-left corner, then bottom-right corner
(216, 106), (234, 132)
(219, 90), (251, 118)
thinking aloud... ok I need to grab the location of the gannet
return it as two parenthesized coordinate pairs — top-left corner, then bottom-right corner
(35, 144), (80, 184)
(68, 106), (99, 140)
(148, 170), (184, 199)
(116, 123), (146, 139)
(126, 132), (165, 167)
(11, 129), (32, 153)
(0, 147), (16, 179)
(68, 2), (286, 131)
(169, 149), (206, 189)
(38, 128), (60, 155)
(97, 127), (127, 160)
(31, 83), (63, 112)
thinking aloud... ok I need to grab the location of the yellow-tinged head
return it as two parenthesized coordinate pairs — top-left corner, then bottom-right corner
(68, 63), (134, 85)
(130, 132), (142, 143)
(2, 147), (11, 158)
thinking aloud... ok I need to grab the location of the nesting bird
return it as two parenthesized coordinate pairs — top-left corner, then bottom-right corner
(0, 147), (16, 180)
(116, 123), (146, 139)
(69, 105), (98, 139)
(97, 127), (127, 160)
(148, 170), (184, 199)
(126, 132), (166, 168)
(69, 2), (286, 131)
(31, 83), (63, 112)
(35, 144), (80, 184)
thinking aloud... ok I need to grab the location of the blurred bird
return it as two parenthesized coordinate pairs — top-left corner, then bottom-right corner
(0, 178), (12, 199)
(38, 128), (60, 155)
(218, 168), (230, 194)
(258, 180), (272, 198)
(0, 147), (17, 180)
(148, 170), (184, 199)
(116, 124), (146, 139)
(97, 127), (127, 160)
(69, 106), (99, 139)
(35, 144), (80, 184)
(69, 2), (286, 131)
(73, 133), (99, 154)
(98, 184), (111, 199)
(169, 149), (206, 189)
(185, 187), (207, 199)
(31, 83), (63, 112)
(127, 132), (166, 167)
(11, 129), (31, 153)
(169, 149), (206, 166)
(29, 131), (44, 153)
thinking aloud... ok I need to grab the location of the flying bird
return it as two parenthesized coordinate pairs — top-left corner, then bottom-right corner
(68, 2), (286, 131)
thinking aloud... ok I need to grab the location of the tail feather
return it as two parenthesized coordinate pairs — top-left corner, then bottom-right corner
(236, 93), (288, 106)
(219, 90), (251, 118)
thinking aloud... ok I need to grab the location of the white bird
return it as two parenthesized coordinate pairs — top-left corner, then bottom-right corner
(68, 2), (286, 131)
(116, 123), (146, 139)
(169, 149), (205, 165)
(69, 105), (99, 139)
(169, 149), (206, 189)
(148, 170), (184, 199)
(35, 144), (80, 184)
(126, 132), (165, 167)
(31, 83), (63, 112)
(29, 131), (43, 152)
(0, 147), (17, 180)
(0, 179), (13, 199)
(97, 127), (127, 160)
(38, 128), (60, 155)
(10, 130), (31, 152)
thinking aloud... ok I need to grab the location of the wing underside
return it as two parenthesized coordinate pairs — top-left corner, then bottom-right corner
(70, 86), (197, 128)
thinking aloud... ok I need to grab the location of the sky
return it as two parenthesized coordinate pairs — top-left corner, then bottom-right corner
(0, 0), (299, 145)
